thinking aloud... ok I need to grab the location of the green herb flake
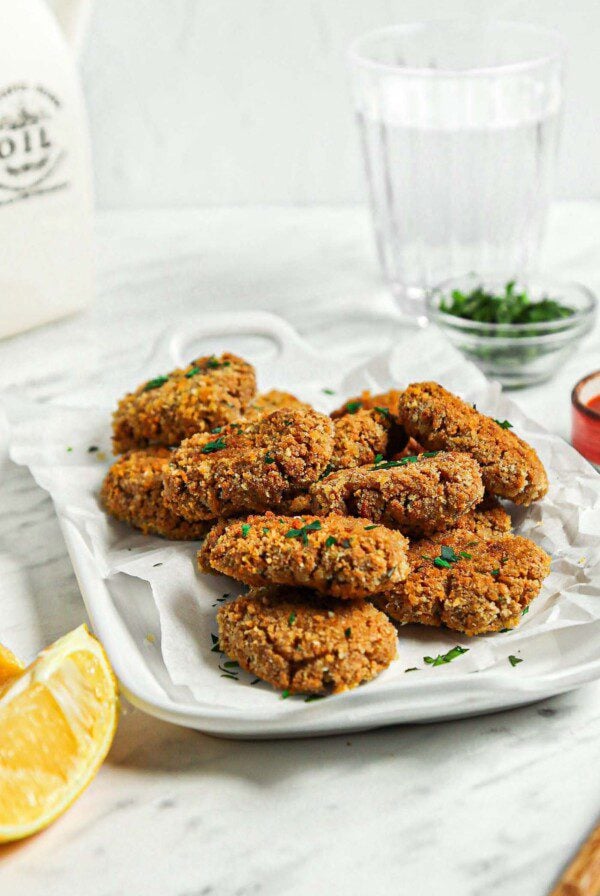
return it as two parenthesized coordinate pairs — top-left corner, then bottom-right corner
(340, 538), (351, 549)
(264, 451), (275, 464)
(322, 388), (335, 395)
(281, 690), (291, 699)
(404, 667), (418, 673)
(304, 694), (324, 703)
(491, 568), (500, 577)
(373, 455), (419, 470)
(262, 527), (270, 535)
(374, 406), (390, 418)
(143, 375), (169, 392)
(495, 419), (513, 430)
(422, 451), (440, 458)
(185, 365), (201, 378)
(210, 425), (223, 434)
(318, 463), (334, 481)
(459, 551), (472, 560)
(66, 446), (73, 453)
(373, 453), (384, 464)
(325, 536), (338, 548)
(440, 545), (460, 563)
(88, 445), (99, 453)
(345, 401), (362, 414)
(206, 356), (221, 369)
(508, 655), (523, 667)
(424, 645), (469, 666)
(288, 612), (297, 626)
(241, 524), (251, 538)
(250, 678), (261, 685)
(201, 436), (226, 454)
(522, 606), (530, 615)
(285, 519), (322, 545)
(344, 627), (352, 638)
(433, 557), (452, 569)
(364, 525), (378, 531)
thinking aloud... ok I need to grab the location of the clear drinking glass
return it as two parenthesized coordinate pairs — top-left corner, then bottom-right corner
(349, 21), (565, 316)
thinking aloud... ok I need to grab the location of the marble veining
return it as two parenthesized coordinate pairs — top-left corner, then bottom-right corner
(0, 205), (599, 895)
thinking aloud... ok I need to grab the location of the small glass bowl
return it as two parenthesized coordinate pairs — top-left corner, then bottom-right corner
(572, 370), (600, 469)
(426, 275), (597, 389)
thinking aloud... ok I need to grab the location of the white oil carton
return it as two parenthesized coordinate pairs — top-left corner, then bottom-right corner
(0, 0), (94, 338)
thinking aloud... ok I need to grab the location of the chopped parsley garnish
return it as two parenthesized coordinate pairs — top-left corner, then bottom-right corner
(404, 667), (418, 673)
(325, 536), (337, 548)
(374, 406), (390, 418)
(200, 437), (226, 454)
(373, 453), (384, 464)
(424, 646), (469, 666)
(285, 519), (322, 545)
(288, 612), (297, 626)
(422, 451), (440, 458)
(373, 455), (419, 470)
(344, 627), (352, 638)
(440, 545), (459, 562)
(185, 366), (201, 378)
(211, 426), (223, 434)
(262, 527), (270, 535)
(491, 568), (500, 576)
(322, 388), (335, 395)
(364, 525), (378, 531)
(88, 445), (99, 453)
(339, 538), (351, 549)
(264, 451), (275, 464)
(522, 606), (529, 615)
(66, 446), (73, 452)
(494, 419), (513, 430)
(345, 401), (362, 414)
(434, 557), (451, 569)
(508, 655), (523, 667)
(143, 375), (169, 391)
(439, 281), (575, 325)
(241, 524), (251, 538)
(432, 545), (469, 570)
(318, 463), (334, 481)
(281, 690), (291, 699)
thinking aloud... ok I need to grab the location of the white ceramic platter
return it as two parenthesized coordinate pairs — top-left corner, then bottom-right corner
(7, 312), (600, 738)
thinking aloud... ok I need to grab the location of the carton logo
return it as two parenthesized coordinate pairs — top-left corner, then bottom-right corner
(0, 84), (69, 205)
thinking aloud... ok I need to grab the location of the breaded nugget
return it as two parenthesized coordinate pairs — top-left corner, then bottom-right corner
(310, 451), (484, 537)
(217, 587), (398, 694)
(199, 513), (409, 599)
(112, 353), (256, 453)
(100, 448), (210, 540)
(242, 389), (311, 420)
(455, 496), (512, 538)
(330, 409), (390, 471)
(331, 389), (403, 422)
(163, 408), (335, 521)
(374, 529), (550, 635)
(398, 382), (548, 505)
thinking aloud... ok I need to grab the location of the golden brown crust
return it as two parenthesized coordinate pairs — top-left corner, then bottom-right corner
(112, 353), (256, 453)
(100, 448), (211, 540)
(331, 390), (403, 422)
(310, 451), (484, 537)
(163, 408), (335, 521)
(199, 512), (410, 599)
(330, 409), (390, 471)
(398, 382), (548, 505)
(242, 390), (311, 420)
(217, 587), (398, 694)
(374, 529), (551, 635)
(455, 496), (512, 538)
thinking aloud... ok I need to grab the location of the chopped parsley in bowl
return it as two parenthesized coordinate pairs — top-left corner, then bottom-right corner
(427, 276), (597, 389)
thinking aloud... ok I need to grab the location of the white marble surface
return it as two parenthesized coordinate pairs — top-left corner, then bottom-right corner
(1, 202), (600, 895)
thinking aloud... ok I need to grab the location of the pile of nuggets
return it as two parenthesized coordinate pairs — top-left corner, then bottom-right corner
(102, 352), (552, 697)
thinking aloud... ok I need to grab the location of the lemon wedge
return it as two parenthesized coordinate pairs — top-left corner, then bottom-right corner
(0, 624), (118, 842)
(0, 642), (24, 686)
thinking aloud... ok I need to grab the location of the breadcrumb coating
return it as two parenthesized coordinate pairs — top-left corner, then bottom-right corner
(198, 512), (410, 599)
(112, 353), (256, 453)
(455, 496), (512, 538)
(163, 408), (335, 521)
(242, 390), (311, 420)
(398, 382), (548, 505)
(100, 448), (210, 540)
(310, 451), (484, 537)
(374, 529), (551, 635)
(217, 587), (398, 694)
(331, 390), (403, 422)
(330, 409), (390, 471)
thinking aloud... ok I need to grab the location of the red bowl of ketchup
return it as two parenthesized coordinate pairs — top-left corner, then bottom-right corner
(572, 370), (600, 468)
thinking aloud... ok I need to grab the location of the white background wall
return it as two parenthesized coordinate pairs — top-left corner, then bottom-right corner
(80, 0), (600, 209)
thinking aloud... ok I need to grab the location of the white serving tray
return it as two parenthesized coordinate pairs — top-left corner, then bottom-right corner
(8, 312), (600, 738)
